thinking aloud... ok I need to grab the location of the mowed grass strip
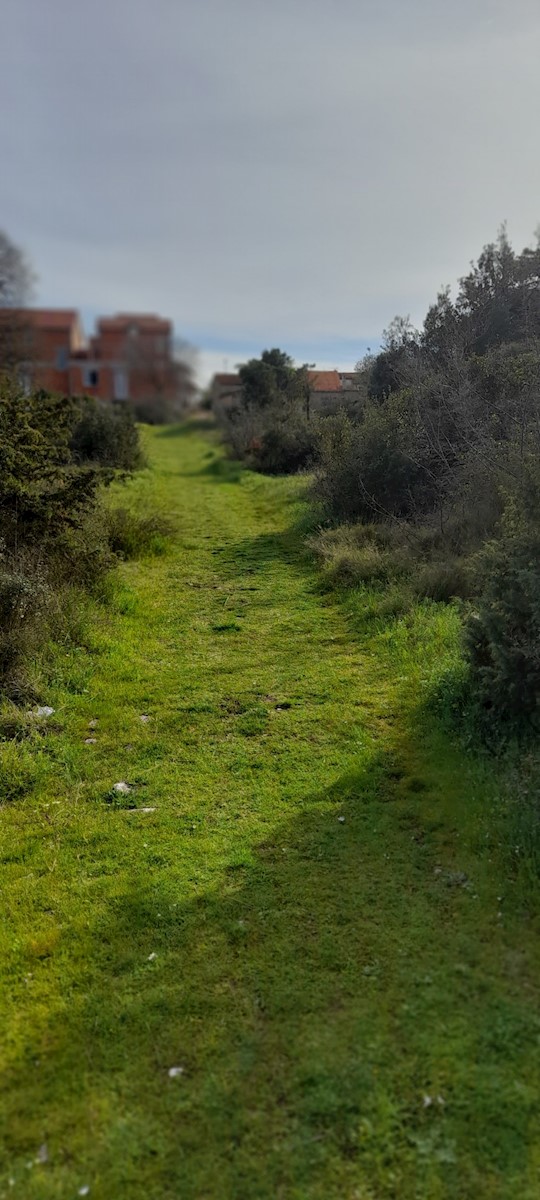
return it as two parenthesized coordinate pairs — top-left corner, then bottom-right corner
(1, 421), (540, 1199)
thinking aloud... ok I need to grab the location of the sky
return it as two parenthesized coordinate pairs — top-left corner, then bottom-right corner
(2, 0), (540, 386)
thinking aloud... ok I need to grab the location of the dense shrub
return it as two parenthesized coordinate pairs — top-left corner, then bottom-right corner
(71, 397), (144, 470)
(465, 527), (540, 725)
(313, 404), (435, 523)
(250, 419), (316, 475)
(0, 377), (152, 698)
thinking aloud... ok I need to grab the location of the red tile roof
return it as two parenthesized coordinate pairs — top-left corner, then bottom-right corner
(214, 373), (241, 385)
(307, 369), (341, 392)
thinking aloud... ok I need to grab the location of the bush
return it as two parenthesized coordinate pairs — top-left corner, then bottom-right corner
(465, 526), (540, 725)
(0, 379), (152, 699)
(313, 406), (434, 524)
(71, 398), (144, 470)
(250, 419), (317, 474)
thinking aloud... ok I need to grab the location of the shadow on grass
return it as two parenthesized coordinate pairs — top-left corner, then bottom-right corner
(4, 752), (536, 1198)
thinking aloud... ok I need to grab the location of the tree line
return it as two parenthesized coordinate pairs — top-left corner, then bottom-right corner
(216, 227), (540, 732)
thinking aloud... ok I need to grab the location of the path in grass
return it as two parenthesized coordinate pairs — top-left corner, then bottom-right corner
(2, 421), (540, 1199)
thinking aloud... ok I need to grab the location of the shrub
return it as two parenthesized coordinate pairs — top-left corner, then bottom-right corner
(465, 526), (540, 725)
(250, 419), (317, 475)
(0, 379), (150, 699)
(71, 398), (144, 471)
(313, 406), (434, 524)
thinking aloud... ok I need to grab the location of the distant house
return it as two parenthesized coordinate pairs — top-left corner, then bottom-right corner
(209, 373), (244, 411)
(0, 307), (190, 413)
(209, 366), (359, 415)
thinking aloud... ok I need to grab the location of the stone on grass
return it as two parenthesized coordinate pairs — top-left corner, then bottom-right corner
(34, 706), (55, 718)
(113, 782), (131, 795)
(168, 1066), (184, 1078)
(84, 738), (97, 745)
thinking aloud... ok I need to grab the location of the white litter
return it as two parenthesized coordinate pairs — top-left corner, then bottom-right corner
(36, 1143), (48, 1164)
(78, 1188), (90, 1197)
(84, 738), (97, 745)
(113, 782), (131, 794)
(140, 714), (150, 723)
(168, 1066), (184, 1078)
(148, 952), (157, 961)
(422, 1094), (433, 1108)
(35, 706), (55, 718)
(337, 816), (345, 823)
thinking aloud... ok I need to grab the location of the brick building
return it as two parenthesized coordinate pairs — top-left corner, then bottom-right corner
(0, 308), (188, 413)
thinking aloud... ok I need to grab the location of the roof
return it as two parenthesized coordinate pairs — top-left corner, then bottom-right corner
(213, 373), (241, 385)
(0, 307), (78, 330)
(307, 369), (341, 392)
(98, 314), (172, 333)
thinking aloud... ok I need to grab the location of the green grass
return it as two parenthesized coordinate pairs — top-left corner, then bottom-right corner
(1, 422), (540, 1199)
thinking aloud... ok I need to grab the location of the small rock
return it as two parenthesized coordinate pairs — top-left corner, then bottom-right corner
(140, 714), (150, 723)
(35, 706), (55, 718)
(84, 738), (97, 745)
(337, 816), (345, 823)
(433, 867), (443, 875)
(113, 782), (131, 794)
(445, 871), (469, 888)
(168, 1066), (184, 1078)
(88, 719), (98, 729)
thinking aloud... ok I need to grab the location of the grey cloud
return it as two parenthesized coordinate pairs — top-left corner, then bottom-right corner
(2, 0), (540, 371)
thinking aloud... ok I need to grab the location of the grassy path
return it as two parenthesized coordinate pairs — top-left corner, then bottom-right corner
(1, 422), (540, 1199)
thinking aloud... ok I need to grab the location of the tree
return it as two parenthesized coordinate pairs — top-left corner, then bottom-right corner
(0, 230), (34, 307)
(0, 231), (35, 372)
(238, 348), (300, 411)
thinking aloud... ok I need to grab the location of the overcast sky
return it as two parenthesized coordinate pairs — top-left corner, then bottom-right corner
(2, 0), (540, 384)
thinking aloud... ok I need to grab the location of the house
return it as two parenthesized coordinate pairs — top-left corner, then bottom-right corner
(0, 307), (188, 413)
(209, 366), (360, 416)
(209, 373), (244, 411)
